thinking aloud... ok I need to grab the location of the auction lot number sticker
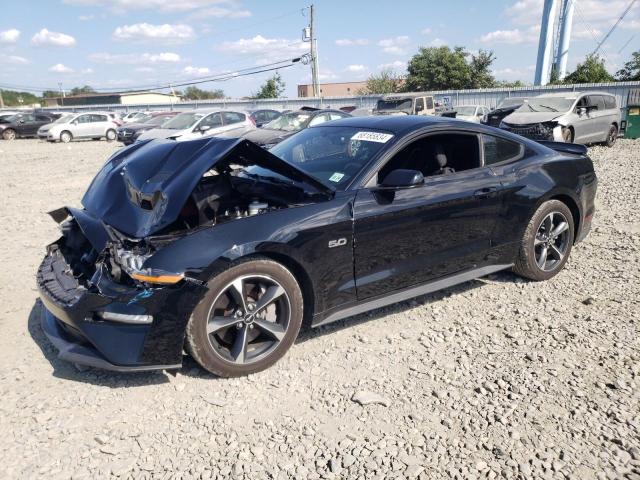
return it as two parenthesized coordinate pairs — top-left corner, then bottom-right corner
(351, 131), (394, 143)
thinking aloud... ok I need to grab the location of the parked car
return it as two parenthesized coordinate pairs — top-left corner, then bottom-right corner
(375, 93), (436, 116)
(451, 105), (491, 123)
(0, 112), (60, 140)
(37, 112), (119, 143)
(37, 116), (597, 376)
(121, 111), (147, 123)
(241, 109), (351, 148)
(117, 111), (179, 145)
(500, 92), (621, 146)
(481, 97), (528, 127)
(0, 110), (20, 120)
(248, 109), (282, 128)
(137, 109), (255, 142)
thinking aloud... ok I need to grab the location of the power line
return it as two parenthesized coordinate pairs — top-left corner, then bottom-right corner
(591, 0), (638, 55)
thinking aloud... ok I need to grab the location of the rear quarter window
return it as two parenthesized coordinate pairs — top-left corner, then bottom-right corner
(222, 112), (245, 124)
(604, 96), (617, 110)
(482, 134), (525, 165)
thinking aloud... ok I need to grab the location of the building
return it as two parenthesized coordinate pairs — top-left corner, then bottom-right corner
(43, 91), (181, 107)
(298, 81), (368, 98)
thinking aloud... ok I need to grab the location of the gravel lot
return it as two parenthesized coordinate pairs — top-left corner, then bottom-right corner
(0, 138), (638, 480)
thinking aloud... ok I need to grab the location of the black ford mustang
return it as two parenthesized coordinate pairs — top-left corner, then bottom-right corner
(37, 116), (597, 377)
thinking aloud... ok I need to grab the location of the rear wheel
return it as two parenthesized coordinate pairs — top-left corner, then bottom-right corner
(186, 258), (303, 377)
(604, 124), (617, 147)
(513, 200), (574, 281)
(105, 129), (116, 142)
(2, 129), (16, 140)
(60, 131), (72, 143)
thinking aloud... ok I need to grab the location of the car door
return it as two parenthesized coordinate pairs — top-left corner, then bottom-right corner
(590, 95), (610, 141)
(33, 115), (53, 136)
(90, 114), (109, 136)
(352, 131), (505, 300)
(221, 112), (250, 136)
(72, 114), (93, 138)
(195, 112), (223, 139)
(14, 113), (35, 136)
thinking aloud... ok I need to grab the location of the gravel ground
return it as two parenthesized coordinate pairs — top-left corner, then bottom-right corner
(0, 138), (638, 480)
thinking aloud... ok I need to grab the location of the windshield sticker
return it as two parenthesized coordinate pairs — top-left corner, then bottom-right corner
(329, 172), (345, 183)
(351, 131), (394, 143)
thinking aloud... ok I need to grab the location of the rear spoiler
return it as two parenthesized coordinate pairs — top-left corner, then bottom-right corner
(537, 141), (588, 156)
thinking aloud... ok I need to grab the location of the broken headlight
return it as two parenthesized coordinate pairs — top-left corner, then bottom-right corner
(111, 246), (184, 285)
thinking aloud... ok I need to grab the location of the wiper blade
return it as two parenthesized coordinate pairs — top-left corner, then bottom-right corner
(537, 104), (559, 112)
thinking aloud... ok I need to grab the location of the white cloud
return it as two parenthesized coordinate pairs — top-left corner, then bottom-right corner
(378, 36), (410, 55)
(480, 25), (539, 45)
(217, 35), (307, 61)
(377, 60), (407, 71)
(335, 38), (369, 46)
(81, 67), (94, 74)
(78, 14), (95, 21)
(0, 54), (29, 65)
(49, 63), (74, 73)
(31, 28), (76, 47)
(89, 52), (182, 64)
(64, 0), (251, 16)
(421, 28), (432, 35)
(183, 65), (211, 76)
(345, 64), (366, 72)
(429, 38), (447, 47)
(0, 29), (20, 44)
(113, 23), (195, 44)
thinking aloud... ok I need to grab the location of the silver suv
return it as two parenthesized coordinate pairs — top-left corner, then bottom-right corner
(500, 92), (621, 147)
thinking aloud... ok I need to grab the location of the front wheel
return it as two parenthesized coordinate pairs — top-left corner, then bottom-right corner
(60, 131), (72, 143)
(2, 129), (16, 140)
(561, 127), (574, 143)
(186, 258), (303, 377)
(513, 200), (574, 281)
(604, 125), (617, 147)
(105, 129), (116, 142)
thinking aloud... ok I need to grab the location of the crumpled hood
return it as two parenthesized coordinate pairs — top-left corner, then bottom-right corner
(81, 137), (332, 238)
(241, 128), (295, 146)
(502, 111), (563, 125)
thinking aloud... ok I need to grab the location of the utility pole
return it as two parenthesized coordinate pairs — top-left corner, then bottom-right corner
(309, 4), (320, 98)
(58, 82), (65, 106)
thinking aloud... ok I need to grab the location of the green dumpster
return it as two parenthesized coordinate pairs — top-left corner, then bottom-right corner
(625, 105), (640, 139)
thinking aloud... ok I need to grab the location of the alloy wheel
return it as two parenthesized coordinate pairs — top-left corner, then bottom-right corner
(534, 212), (570, 272)
(206, 274), (291, 365)
(3, 129), (16, 140)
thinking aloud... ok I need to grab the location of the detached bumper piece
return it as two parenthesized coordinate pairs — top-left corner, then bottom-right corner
(37, 245), (203, 372)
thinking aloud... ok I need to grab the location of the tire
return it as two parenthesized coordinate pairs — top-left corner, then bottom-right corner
(561, 127), (574, 143)
(105, 129), (116, 142)
(2, 129), (16, 141)
(60, 131), (72, 143)
(186, 258), (303, 377)
(604, 124), (617, 148)
(513, 200), (575, 281)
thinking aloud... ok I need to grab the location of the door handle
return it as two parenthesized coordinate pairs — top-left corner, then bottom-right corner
(473, 187), (498, 198)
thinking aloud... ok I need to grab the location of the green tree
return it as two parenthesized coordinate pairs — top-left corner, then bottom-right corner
(182, 86), (225, 100)
(358, 68), (404, 94)
(0, 89), (42, 106)
(253, 73), (285, 99)
(469, 49), (496, 88)
(563, 54), (614, 84)
(42, 90), (59, 98)
(69, 85), (96, 96)
(616, 50), (640, 81)
(495, 80), (527, 88)
(404, 46), (496, 91)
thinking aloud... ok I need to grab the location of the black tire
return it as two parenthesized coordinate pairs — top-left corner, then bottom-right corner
(105, 129), (116, 142)
(2, 129), (16, 141)
(513, 200), (575, 281)
(604, 124), (617, 148)
(60, 131), (72, 143)
(186, 258), (303, 377)
(561, 127), (574, 143)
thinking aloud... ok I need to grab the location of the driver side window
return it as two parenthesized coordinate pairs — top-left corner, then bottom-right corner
(200, 113), (222, 129)
(378, 133), (481, 184)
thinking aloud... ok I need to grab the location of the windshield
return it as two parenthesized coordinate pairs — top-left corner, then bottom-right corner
(52, 114), (74, 124)
(455, 106), (477, 116)
(377, 99), (413, 111)
(517, 97), (575, 113)
(497, 98), (525, 108)
(246, 126), (393, 190)
(264, 112), (311, 132)
(145, 115), (173, 126)
(161, 112), (204, 130)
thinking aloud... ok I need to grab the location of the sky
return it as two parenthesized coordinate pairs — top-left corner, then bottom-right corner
(0, 0), (638, 98)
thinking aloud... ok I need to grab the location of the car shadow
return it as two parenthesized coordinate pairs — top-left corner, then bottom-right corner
(30, 270), (521, 384)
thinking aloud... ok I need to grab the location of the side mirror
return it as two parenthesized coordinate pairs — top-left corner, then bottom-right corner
(577, 107), (587, 116)
(198, 125), (211, 133)
(379, 169), (424, 188)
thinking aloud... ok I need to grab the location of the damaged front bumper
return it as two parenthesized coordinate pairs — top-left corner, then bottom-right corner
(37, 235), (206, 372)
(500, 121), (565, 142)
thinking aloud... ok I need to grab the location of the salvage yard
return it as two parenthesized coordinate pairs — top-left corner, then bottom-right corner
(0, 139), (638, 479)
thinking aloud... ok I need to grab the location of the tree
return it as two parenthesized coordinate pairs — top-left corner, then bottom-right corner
(469, 49), (496, 88)
(616, 50), (640, 81)
(0, 89), (41, 106)
(69, 85), (96, 96)
(495, 80), (527, 88)
(182, 86), (225, 100)
(42, 90), (59, 98)
(563, 54), (614, 84)
(404, 46), (496, 91)
(253, 73), (285, 99)
(358, 68), (404, 94)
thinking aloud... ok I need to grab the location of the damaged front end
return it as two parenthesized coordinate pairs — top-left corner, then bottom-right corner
(499, 120), (566, 142)
(37, 136), (330, 371)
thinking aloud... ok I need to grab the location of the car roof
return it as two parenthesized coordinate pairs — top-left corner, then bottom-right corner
(315, 115), (471, 134)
